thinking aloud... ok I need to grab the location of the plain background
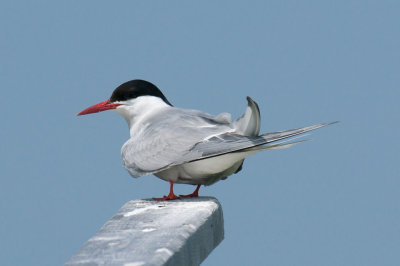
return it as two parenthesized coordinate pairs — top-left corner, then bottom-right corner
(1, 1), (399, 265)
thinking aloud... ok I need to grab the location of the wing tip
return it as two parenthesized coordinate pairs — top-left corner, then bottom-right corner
(325, 121), (339, 126)
(311, 121), (339, 130)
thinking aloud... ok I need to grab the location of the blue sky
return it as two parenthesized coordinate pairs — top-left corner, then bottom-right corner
(1, 1), (399, 265)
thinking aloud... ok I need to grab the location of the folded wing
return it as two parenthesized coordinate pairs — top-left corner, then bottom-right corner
(122, 104), (337, 178)
(181, 122), (337, 163)
(121, 108), (234, 177)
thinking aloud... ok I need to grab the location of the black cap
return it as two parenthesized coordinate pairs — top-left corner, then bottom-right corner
(109, 79), (172, 106)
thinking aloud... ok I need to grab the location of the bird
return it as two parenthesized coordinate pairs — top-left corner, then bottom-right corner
(77, 79), (336, 200)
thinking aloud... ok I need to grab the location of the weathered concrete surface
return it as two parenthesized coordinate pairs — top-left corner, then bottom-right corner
(65, 197), (224, 266)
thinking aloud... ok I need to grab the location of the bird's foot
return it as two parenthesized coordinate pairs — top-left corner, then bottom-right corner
(179, 192), (199, 198)
(153, 193), (180, 201)
(153, 180), (180, 201)
(180, 184), (201, 198)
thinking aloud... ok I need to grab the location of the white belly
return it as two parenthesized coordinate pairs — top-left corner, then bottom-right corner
(155, 150), (257, 185)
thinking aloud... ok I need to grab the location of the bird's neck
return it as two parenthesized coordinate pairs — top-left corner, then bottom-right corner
(114, 96), (170, 137)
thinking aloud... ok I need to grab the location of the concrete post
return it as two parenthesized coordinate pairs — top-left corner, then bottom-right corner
(66, 197), (224, 266)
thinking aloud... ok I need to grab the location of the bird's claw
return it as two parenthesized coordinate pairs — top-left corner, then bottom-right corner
(153, 194), (180, 201)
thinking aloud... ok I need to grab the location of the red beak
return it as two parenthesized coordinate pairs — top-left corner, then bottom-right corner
(77, 99), (122, 116)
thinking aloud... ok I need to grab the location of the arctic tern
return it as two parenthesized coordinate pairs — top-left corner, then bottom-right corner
(77, 79), (336, 200)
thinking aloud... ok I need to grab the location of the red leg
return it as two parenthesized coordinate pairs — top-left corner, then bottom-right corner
(153, 181), (180, 201)
(180, 184), (201, 198)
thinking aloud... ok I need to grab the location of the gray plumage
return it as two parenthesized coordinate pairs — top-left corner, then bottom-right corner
(118, 96), (335, 185)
